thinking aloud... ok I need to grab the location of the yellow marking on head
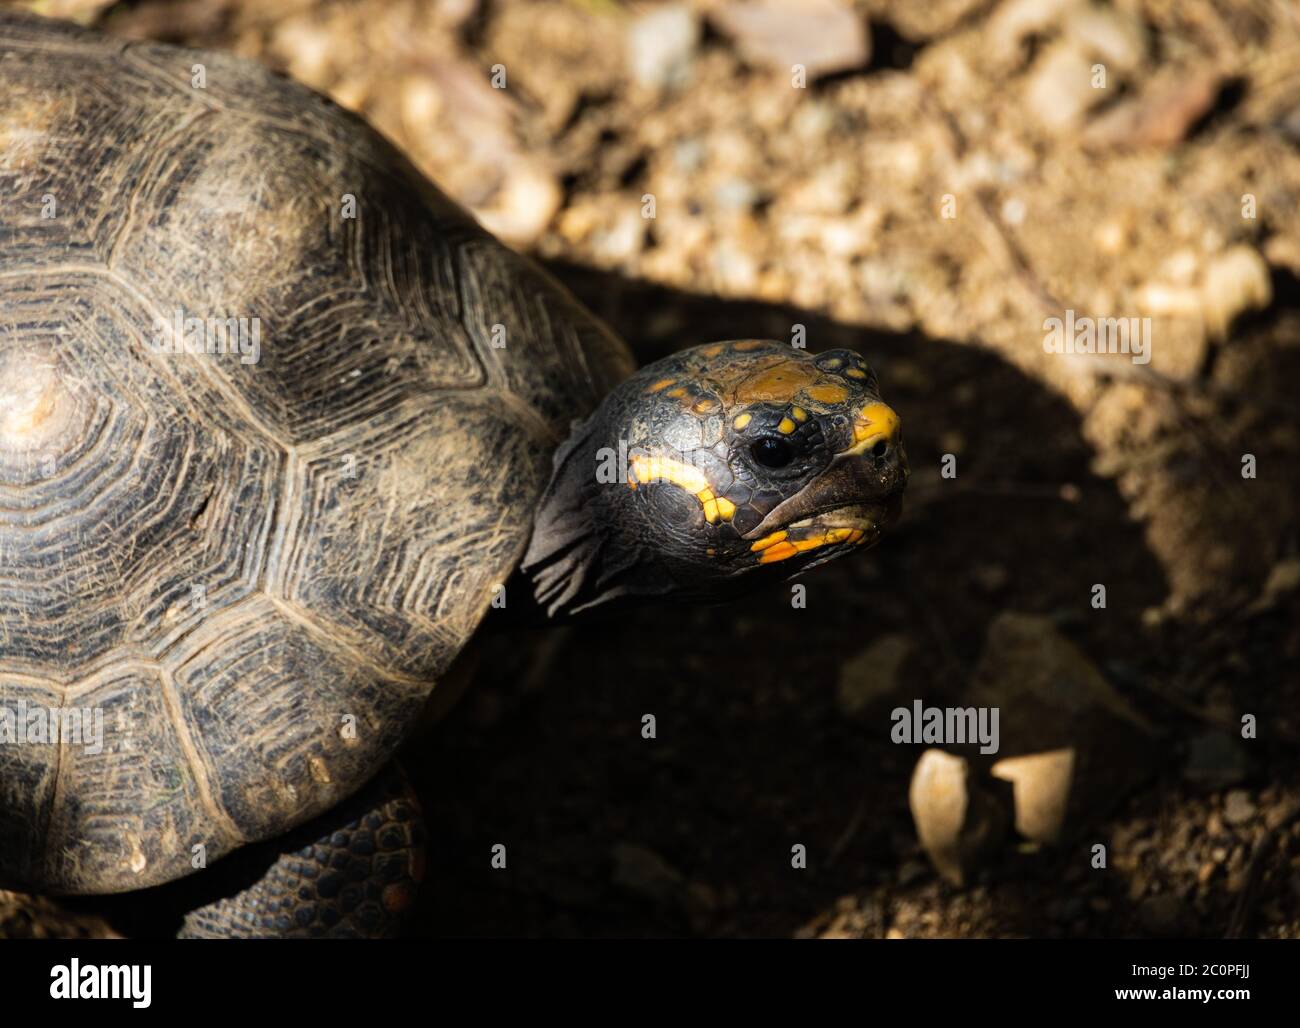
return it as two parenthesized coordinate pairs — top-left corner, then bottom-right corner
(666, 387), (687, 399)
(701, 494), (737, 524)
(848, 401), (901, 452)
(845, 368), (867, 379)
(750, 530), (789, 552)
(756, 527), (858, 563)
(647, 378), (675, 393)
(733, 413), (752, 430)
(777, 417), (796, 435)
(733, 340), (764, 351)
(693, 397), (720, 414)
(629, 454), (732, 523)
(629, 455), (710, 493)
(791, 406), (808, 422)
(821, 358), (842, 369)
(702, 344), (725, 358)
(757, 541), (799, 563)
(806, 383), (849, 405)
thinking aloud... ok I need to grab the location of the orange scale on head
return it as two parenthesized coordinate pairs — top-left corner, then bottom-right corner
(734, 362), (821, 404)
(804, 382), (850, 406)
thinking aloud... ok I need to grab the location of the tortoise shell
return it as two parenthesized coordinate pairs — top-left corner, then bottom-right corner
(0, 12), (633, 893)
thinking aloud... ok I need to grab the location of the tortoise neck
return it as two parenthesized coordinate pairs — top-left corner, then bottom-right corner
(518, 412), (680, 621)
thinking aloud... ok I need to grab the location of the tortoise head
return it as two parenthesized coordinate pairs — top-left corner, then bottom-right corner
(521, 340), (908, 618)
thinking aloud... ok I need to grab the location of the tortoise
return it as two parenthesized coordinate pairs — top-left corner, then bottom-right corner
(0, 11), (908, 938)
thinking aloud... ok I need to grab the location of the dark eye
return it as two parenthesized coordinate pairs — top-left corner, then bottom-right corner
(871, 439), (889, 458)
(751, 436), (794, 468)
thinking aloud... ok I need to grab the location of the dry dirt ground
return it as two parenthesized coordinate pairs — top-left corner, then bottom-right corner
(2, 0), (1299, 938)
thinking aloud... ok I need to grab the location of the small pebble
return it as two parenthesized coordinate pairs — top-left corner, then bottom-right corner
(1223, 790), (1257, 826)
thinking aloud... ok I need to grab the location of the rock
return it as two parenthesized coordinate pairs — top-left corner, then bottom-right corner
(987, 0), (1079, 66)
(908, 749), (1013, 886)
(1024, 42), (1100, 134)
(990, 748), (1075, 845)
(710, 0), (870, 79)
(1084, 69), (1221, 150)
(474, 164), (563, 247)
(1065, 4), (1147, 73)
(965, 613), (1158, 837)
(1183, 731), (1251, 789)
(627, 5), (700, 90)
(713, 177), (760, 212)
(1265, 799), (1300, 832)
(1201, 245), (1272, 340)
(968, 613), (1156, 748)
(837, 633), (915, 716)
(1250, 558), (1300, 613)
(611, 843), (686, 905)
(1223, 790), (1257, 826)
(587, 203), (647, 264)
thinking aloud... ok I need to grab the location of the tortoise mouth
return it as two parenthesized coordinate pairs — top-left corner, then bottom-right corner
(747, 497), (901, 566)
(741, 445), (909, 544)
(786, 494), (903, 534)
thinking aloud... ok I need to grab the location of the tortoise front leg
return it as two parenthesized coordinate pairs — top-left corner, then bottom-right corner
(176, 763), (426, 939)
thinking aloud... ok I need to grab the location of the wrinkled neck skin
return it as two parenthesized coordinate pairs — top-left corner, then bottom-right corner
(516, 411), (684, 623)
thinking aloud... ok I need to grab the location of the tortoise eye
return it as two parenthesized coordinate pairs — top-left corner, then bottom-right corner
(751, 436), (794, 468)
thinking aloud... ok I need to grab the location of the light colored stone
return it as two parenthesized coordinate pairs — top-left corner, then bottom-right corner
(991, 748), (1075, 844)
(909, 749), (1012, 886)
(1201, 245), (1272, 341)
(1223, 790), (1257, 826)
(474, 164), (563, 247)
(627, 5), (700, 90)
(1066, 4), (1147, 73)
(1024, 41), (1100, 134)
(710, 0), (869, 78)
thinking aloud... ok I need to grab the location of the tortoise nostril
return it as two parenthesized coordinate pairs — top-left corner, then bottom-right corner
(871, 439), (889, 459)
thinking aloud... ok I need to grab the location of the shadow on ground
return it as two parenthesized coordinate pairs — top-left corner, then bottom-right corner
(409, 264), (1176, 938)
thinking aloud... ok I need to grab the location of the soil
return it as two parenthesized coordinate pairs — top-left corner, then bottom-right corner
(2, 0), (1298, 938)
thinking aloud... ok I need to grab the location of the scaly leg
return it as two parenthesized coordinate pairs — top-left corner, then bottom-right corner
(177, 762), (426, 939)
